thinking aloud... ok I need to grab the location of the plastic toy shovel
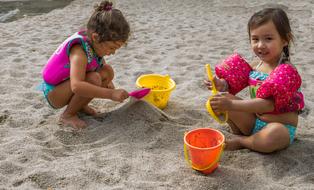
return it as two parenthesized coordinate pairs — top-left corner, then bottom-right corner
(206, 64), (218, 95)
(205, 64), (228, 124)
(128, 88), (151, 100)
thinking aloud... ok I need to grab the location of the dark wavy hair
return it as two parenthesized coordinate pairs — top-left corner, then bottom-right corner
(87, 1), (130, 43)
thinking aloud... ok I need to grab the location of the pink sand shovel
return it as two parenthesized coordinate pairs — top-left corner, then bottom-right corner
(128, 88), (151, 100)
(122, 88), (151, 109)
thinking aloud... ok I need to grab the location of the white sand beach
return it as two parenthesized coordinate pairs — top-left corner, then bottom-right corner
(0, 0), (314, 189)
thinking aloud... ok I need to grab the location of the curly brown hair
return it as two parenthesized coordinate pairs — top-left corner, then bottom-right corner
(87, 1), (130, 43)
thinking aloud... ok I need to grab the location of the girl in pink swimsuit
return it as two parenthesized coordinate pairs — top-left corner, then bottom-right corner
(40, 1), (130, 129)
(205, 8), (304, 153)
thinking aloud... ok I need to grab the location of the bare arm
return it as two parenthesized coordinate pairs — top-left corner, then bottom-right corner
(210, 93), (298, 126)
(257, 112), (298, 126)
(210, 93), (274, 113)
(69, 45), (128, 101)
(230, 98), (274, 113)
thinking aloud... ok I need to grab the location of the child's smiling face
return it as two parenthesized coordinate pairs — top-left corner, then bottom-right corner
(250, 20), (288, 65)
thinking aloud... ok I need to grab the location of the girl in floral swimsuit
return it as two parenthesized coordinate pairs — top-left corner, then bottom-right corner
(205, 8), (304, 153)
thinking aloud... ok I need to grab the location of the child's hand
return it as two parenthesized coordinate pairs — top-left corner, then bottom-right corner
(204, 76), (228, 92)
(210, 92), (233, 112)
(111, 89), (129, 102)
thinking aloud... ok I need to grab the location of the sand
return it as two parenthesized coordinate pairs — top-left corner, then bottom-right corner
(0, 0), (314, 189)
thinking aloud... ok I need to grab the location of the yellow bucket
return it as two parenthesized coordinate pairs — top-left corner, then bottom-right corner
(136, 74), (176, 109)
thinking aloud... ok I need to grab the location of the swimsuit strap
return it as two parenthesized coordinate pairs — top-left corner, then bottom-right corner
(255, 61), (263, 70)
(255, 52), (286, 71)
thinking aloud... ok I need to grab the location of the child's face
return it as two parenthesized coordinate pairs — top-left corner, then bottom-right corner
(93, 40), (124, 57)
(250, 21), (288, 65)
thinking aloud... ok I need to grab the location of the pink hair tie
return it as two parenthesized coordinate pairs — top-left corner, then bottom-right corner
(103, 5), (112, 11)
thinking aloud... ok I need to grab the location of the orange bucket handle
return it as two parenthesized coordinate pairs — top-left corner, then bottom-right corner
(184, 142), (225, 171)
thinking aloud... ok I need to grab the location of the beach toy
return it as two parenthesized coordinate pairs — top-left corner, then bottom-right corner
(205, 64), (228, 124)
(128, 88), (151, 100)
(136, 74), (176, 109)
(256, 64), (304, 113)
(215, 53), (252, 95)
(184, 128), (225, 174)
(206, 64), (218, 95)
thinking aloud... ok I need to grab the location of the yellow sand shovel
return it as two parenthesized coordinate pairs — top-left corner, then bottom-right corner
(205, 64), (228, 124)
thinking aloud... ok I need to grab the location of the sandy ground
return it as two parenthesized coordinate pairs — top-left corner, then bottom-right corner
(0, 0), (314, 189)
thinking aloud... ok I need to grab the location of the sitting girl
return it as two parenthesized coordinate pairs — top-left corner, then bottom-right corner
(205, 8), (304, 153)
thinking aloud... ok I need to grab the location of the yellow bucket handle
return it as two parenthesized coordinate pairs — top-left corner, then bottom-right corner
(184, 141), (225, 172)
(164, 74), (171, 80)
(205, 64), (228, 124)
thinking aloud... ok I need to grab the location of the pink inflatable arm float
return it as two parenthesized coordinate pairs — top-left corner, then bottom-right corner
(215, 53), (252, 95)
(256, 64), (304, 113)
(215, 53), (304, 113)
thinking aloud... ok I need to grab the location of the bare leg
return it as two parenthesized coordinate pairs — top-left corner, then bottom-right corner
(48, 72), (103, 129)
(227, 110), (256, 135)
(225, 122), (290, 153)
(227, 119), (242, 135)
(60, 92), (96, 128)
(98, 64), (114, 88)
(79, 65), (115, 116)
(222, 94), (256, 135)
(80, 105), (98, 116)
(47, 65), (114, 129)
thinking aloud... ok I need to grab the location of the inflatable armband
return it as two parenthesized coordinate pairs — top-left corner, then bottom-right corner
(215, 53), (252, 95)
(256, 64), (304, 113)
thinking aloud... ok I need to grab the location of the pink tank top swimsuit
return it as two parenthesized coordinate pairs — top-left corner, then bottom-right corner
(42, 31), (103, 85)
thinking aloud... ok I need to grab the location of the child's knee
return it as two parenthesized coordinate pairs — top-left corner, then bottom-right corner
(99, 64), (114, 82)
(255, 124), (290, 152)
(258, 138), (277, 152)
(106, 70), (114, 82)
(86, 72), (102, 86)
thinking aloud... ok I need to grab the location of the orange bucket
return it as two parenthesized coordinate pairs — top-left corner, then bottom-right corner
(184, 128), (225, 174)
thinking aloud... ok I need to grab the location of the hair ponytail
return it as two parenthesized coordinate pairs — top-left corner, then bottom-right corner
(283, 46), (289, 57)
(87, 0), (130, 43)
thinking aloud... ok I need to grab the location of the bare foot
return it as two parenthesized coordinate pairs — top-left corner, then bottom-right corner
(59, 114), (87, 129)
(80, 105), (98, 116)
(225, 136), (244, 151)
